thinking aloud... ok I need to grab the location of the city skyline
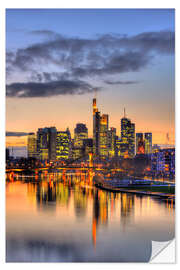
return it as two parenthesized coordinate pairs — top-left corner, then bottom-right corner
(15, 97), (153, 161)
(6, 9), (175, 147)
(6, 97), (174, 148)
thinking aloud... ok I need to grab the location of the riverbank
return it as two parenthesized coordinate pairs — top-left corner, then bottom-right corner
(94, 175), (175, 202)
(95, 182), (175, 201)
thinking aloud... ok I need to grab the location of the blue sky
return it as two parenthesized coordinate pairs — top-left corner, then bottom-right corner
(6, 9), (175, 52)
(6, 9), (174, 38)
(6, 9), (175, 146)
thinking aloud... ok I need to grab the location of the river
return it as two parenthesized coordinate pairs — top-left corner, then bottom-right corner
(6, 171), (175, 262)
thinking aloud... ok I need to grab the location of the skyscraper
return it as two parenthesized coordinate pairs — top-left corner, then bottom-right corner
(93, 98), (98, 115)
(74, 123), (88, 148)
(115, 138), (126, 157)
(136, 133), (145, 155)
(48, 127), (57, 161)
(72, 123), (88, 159)
(37, 127), (57, 161)
(93, 98), (100, 156)
(37, 128), (49, 160)
(93, 98), (109, 158)
(144, 133), (152, 154)
(99, 114), (109, 158)
(107, 127), (116, 157)
(151, 148), (175, 177)
(83, 138), (93, 156)
(129, 123), (135, 157)
(121, 111), (135, 158)
(27, 133), (37, 158)
(56, 129), (71, 160)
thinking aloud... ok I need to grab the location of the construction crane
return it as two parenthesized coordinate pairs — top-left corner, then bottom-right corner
(166, 132), (170, 145)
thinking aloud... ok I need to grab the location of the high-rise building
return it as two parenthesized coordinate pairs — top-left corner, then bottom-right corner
(107, 127), (116, 157)
(27, 133), (37, 158)
(99, 114), (109, 158)
(48, 127), (57, 161)
(37, 127), (57, 161)
(136, 132), (152, 155)
(93, 98), (98, 115)
(92, 98), (109, 158)
(121, 112), (135, 158)
(72, 123), (88, 159)
(83, 138), (93, 156)
(37, 128), (49, 160)
(56, 129), (71, 160)
(136, 133), (144, 154)
(74, 123), (88, 148)
(144, 133), (152, 154)
(151, 148), (175, 177)
(66, 127), (72, 158)
(93, 98), (100, 156)
(116, 138), (129, 158)
(129, 123), (135, 157)
(72, 147), (83, 160)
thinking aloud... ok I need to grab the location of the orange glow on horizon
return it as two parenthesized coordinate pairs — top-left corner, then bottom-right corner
(6, 95), (175, 147)
(6, 130), (175, 148)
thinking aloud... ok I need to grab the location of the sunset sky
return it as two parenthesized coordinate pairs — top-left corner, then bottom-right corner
(6, 9), (175, 147)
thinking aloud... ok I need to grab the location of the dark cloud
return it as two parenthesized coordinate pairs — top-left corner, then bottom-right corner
(70, 51), (150, 78)
(6, 132), (29, 137)
(30, 71), (70, 82)
(6, 80), (98, 98)
(104, 80), (140, 85)
(6, 30), (174, 97)
(6, 30), (174, 74)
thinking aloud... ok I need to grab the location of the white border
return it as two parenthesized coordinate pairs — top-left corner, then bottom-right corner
(0, 6), (5, 266)
(0, 1), (179, 269)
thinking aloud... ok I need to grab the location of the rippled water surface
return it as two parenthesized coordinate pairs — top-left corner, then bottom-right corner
(6, 172), (175, 262)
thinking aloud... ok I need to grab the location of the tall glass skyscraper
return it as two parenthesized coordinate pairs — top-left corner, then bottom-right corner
(93, 98), (109, 158)
(93, 98), (100, 156)
(107, 127), (116, 157)
(99, 114), (109, 158)
(74, 123), (88, 148)
(56, 129), (71, 160)
(136, 133), (144, 155)
(48, 127), (57, 161)
(37, 128), (49, 160)
(136, 133), (152, 155)
(83, 138), (93, 155)
(121, 115), (135, 158)
(116, 137), (129, 158)
(37, 127), (57, 161)
(144, 133), (152, 154)
(72, 123), (88, 159)
(128, 123), (135, 158)
(27, 133), (37, 158)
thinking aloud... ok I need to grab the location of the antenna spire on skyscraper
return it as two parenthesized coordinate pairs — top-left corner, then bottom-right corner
(124, 107), (126, 118)
(94, 88), (97, 99)
(93, 89), (98, 115)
